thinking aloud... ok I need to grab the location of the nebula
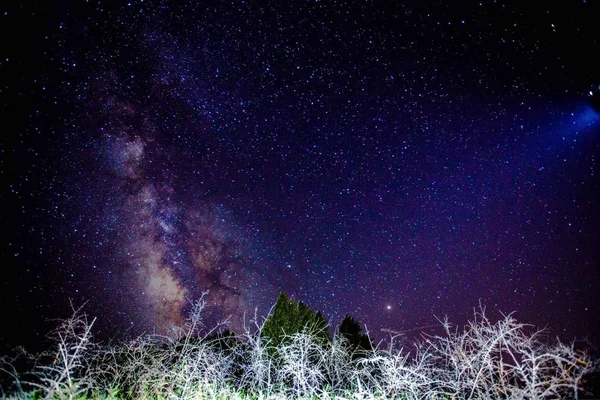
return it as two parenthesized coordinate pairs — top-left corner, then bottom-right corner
(82, 79), (264, 335)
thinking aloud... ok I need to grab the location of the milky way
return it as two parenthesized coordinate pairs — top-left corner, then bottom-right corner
(1, 1), (599, 348)
(80, 70), (271, 335)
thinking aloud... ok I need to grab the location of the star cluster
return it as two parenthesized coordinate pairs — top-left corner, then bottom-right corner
(1, 0), (599, 349)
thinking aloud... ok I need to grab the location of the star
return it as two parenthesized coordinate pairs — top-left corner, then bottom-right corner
(1, 0), (599, 354)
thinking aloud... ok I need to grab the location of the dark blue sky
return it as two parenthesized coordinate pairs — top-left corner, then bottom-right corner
(1, 0), (599, 350)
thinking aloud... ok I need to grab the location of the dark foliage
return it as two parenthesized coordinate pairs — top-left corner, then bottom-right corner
(261, 292), (330, 351)
(337, 314), (373, 358)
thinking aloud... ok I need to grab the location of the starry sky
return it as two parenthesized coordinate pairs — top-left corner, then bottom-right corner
(1, 0), (599, 351)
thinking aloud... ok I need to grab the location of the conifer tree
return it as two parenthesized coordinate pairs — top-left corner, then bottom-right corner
(337, 314), (372, 358)
(261, 292), (330, 350)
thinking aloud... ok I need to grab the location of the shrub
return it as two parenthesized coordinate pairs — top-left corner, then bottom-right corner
(0, 296), (598, 399)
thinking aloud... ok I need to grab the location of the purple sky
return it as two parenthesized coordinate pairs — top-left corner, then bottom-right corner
(1, 0), (599, 350)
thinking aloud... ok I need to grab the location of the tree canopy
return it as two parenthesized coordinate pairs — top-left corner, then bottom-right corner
(261, 292), (330, 349)
(337, 314), (373, 357)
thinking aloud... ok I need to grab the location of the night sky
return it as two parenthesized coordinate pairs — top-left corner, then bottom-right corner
(1, 1), (599, 351)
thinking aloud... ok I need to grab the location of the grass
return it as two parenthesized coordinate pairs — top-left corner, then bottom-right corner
(1, 296), (597, 399)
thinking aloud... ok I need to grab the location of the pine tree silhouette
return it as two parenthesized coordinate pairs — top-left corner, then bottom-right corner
(338, 314), (372, 358)
(261, 292), (330, 351)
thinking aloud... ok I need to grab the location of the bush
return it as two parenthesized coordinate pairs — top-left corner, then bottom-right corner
(0, 297), (598, 399)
